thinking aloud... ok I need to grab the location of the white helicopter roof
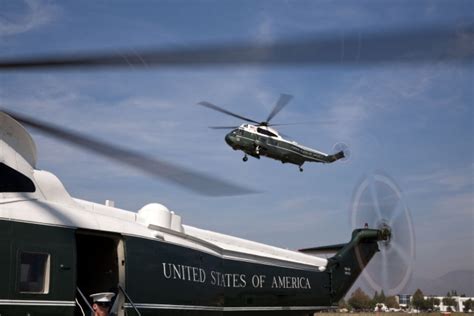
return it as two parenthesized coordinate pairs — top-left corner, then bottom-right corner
(0, 181), (327, 270)
(239, 124), (282, 139)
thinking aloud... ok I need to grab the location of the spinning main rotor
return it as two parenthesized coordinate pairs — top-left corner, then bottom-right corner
(198, 94), (294, 130)
(1, 24), (472, 69)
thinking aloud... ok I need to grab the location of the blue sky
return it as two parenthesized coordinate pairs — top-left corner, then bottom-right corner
(1, 0), (473, 295)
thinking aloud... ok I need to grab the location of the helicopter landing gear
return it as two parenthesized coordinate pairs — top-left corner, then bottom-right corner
(255, 145), (260, 155)
(243, 155), (248, 162)
(299, 164), (304, 172)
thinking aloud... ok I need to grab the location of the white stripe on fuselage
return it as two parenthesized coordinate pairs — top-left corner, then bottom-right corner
(236, 133), (328, 162)
(0, 299), (75, 306)
(125, 303), (332, 311)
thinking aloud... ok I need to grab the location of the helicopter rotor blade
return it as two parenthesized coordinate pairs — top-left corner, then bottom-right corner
(3, 110), (257, 197)
(268, 119), (343, 127)
(197, 101), (259, 124)
(265, 94), (293, 124)
(0, 24), (472, 70)
(208, 126), (240, 130)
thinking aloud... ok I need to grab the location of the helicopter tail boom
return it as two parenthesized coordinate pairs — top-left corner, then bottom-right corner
(326, 228), (390, 301)
(325, 150), (345, 163)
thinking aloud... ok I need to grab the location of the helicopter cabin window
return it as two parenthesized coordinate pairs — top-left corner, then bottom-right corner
(19, 252), (51, 294)
(257, 127), (277, 137)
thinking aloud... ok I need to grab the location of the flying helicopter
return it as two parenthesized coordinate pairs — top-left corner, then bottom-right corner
(0, 20), (470, 316)
(198, 95), (348, 171)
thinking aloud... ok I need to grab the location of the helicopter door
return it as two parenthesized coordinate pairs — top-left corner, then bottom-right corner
(75, 230), (125, 316)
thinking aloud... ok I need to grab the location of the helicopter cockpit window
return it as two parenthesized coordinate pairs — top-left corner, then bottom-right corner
(18, 252), (50, 294)
(257, 127), (277, 137)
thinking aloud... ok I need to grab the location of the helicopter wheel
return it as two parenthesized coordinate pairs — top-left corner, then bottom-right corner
(243, 155), (248, 162)
(299, 166), (303, 172)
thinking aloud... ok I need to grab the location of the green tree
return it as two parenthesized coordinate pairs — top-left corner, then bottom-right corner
(348, 288), (372, 311)
(412, 289), (426, 311)
(425, 297), (440, 311)
(372, 290), (387, 309)
(379, 290), (386, 304)
(443, 295), (456, 311)
(385, 296), (400, 309)
(373, 291), (380, 303)
(463, 299), (472, 312)
(446, 290), (458, 297)
(338, 298), (351, 311)
(372, 291), (380, 308)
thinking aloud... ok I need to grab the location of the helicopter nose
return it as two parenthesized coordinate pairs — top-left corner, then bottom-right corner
(225, 133), (233, 146)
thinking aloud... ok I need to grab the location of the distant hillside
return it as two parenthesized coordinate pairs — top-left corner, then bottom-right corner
(406, 270), (474, 296)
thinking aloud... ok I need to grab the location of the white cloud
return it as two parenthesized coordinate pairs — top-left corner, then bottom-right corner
(255, 14), (274, 43)
(0, 0), (59, 36)
(320, 61), (470, 141)
(436, 192), (474, 217)
(325, 96), (371, 139)
(405, 165), (473, 194)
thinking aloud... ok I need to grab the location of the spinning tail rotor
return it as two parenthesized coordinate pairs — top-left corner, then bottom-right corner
(333, 142), (351, 163)
(350, 171), (415, 296)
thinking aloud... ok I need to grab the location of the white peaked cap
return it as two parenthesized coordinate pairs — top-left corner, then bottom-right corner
(90, 292), (115, 303)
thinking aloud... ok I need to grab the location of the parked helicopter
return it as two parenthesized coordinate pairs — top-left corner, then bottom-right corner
(198, 95), (348, 171)
(0, 111), (414, 316)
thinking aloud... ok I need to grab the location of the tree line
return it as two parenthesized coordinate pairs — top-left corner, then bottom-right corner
(340, 288), (472, 312)
(339, 288), (399, 311)
(412, 289), (472, 312)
